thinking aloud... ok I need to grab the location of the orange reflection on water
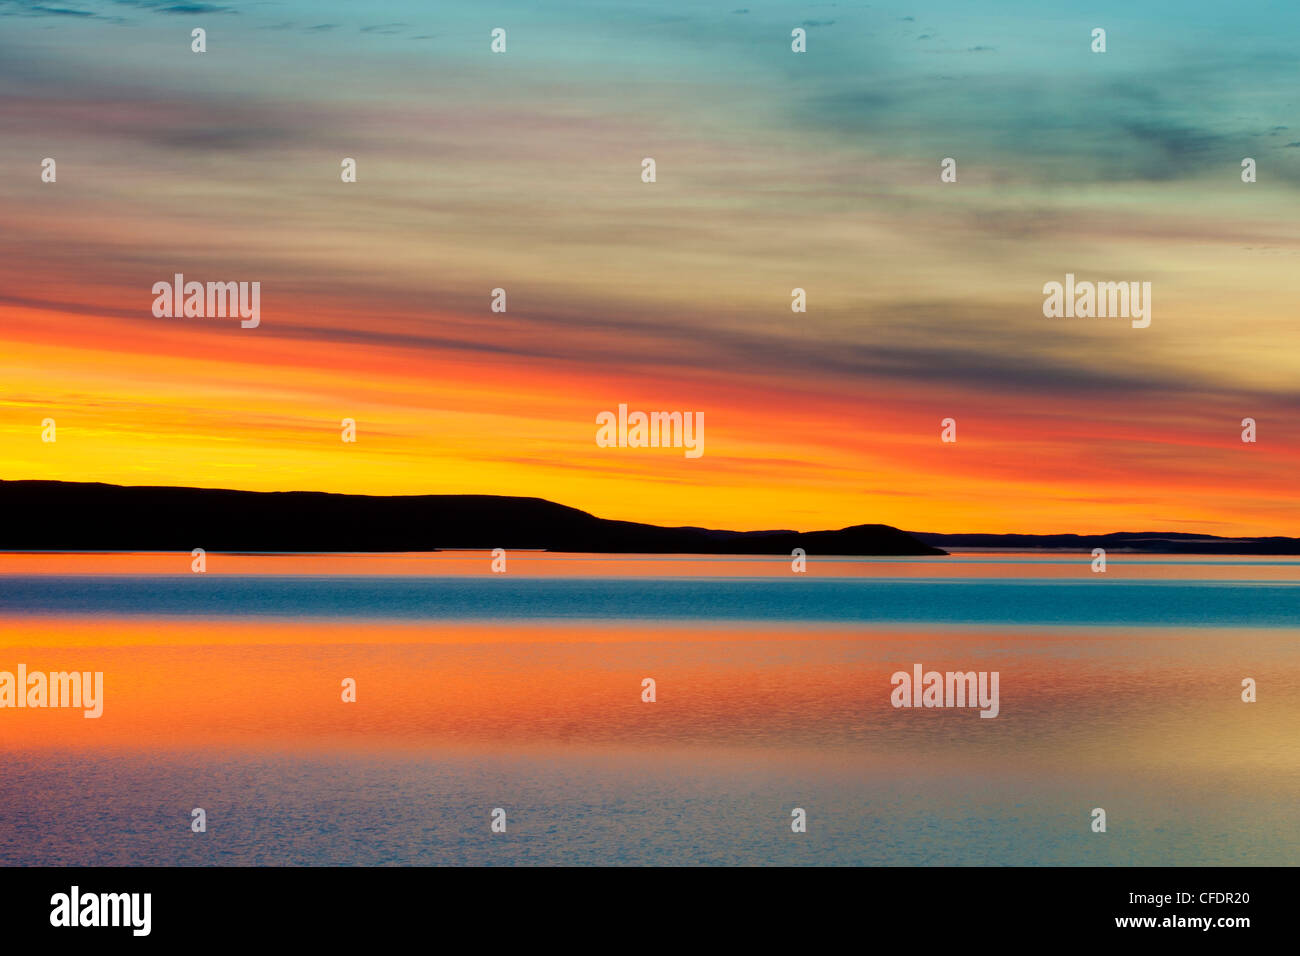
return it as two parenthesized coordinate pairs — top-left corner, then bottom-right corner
(1, 617), (1296, 782)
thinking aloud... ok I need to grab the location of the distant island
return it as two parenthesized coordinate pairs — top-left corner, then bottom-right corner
(910, 531), (1300, 555)
(0, 480), (943, 555)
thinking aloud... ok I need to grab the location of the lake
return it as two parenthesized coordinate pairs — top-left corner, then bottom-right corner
(1, 551), (1296, 865)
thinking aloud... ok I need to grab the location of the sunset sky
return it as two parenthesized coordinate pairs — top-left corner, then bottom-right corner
(2, 0), (1298, 535)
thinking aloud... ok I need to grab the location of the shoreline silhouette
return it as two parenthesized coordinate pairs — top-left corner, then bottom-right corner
(0, 479), (941, 555)
(4, 480), (1296, 555)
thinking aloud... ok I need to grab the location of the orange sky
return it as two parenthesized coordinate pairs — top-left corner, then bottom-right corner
(3, 290), (1298, 535)
(2, 4), (1299, 535)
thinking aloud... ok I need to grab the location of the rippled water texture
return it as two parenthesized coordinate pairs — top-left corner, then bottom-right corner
(0, 552), (1296, 865)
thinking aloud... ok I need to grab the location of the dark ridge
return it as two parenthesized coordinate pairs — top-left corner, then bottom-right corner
(910, 530), (1300, 555)
(0, 480), (945, 555)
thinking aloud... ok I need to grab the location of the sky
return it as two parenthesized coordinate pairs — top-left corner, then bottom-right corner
(1, 0), (1298, 534)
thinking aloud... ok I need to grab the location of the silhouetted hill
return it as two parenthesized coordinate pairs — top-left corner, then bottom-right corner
(0, 480), (945, 555)
(911, 530), (1300, 555)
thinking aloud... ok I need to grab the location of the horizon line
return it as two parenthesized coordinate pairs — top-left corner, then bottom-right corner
(3, 477), (1297, 542)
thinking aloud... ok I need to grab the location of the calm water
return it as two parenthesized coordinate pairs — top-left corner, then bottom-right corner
(0, 552), (1297, 865)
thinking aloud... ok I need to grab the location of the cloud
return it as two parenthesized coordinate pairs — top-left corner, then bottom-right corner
(25, 5), (95, 15)
(110, 0), (234, 12)
(0, 0), (115, 19)
(155, 4), (231, 12)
